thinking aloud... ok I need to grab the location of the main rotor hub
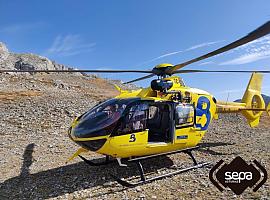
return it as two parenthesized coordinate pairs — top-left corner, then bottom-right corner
(152, 63), (174, 77)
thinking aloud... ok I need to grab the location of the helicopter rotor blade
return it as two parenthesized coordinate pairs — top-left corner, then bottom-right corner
(167, 21), (270, 74)
(0, 69), (153, 73)
(124, 74), (155, 84)
(173, 69), (270, 74)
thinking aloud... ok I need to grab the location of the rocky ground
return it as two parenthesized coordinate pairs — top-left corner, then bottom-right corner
(0, 73), (269, 200)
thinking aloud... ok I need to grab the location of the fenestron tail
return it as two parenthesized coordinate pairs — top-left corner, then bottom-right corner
(216, 73), (267, 127)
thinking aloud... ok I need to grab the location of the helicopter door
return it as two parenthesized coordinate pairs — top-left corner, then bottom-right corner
(109, 102), (149, 153)
(147, 103), (172, 143)
(174, 103), (195, 143)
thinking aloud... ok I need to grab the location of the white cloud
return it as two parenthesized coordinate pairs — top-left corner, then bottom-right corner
(198, 61), (214, 66)
(45, 34), (95, 57)
(220, 51), (270, 65)
(186, 40), (224, 51)
(135, 40), (223, 67)
(137, 50), (184, 66)
(220, 35), (270, 65)
(0, 22), (45, 34)
(154, 50), (184, 59)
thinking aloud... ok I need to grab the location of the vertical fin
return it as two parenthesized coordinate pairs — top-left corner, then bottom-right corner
(114, 84), (122, 92)
(241, 73), (265, 127)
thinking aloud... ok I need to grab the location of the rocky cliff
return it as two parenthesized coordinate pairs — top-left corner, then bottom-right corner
(0, 42), (69, 72)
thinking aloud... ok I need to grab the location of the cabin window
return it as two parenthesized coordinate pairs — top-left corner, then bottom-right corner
(148, 105), (159, 119)
(175, 104), (194, 128)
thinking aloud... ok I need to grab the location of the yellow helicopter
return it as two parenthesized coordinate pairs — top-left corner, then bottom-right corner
(2, 21), (270, 187)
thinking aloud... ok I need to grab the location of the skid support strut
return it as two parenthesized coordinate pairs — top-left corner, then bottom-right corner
(111, 146), (210, 187)
(183, 149), (198, 165)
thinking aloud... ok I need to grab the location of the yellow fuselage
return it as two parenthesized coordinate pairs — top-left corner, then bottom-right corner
(69, 76), (217, 159)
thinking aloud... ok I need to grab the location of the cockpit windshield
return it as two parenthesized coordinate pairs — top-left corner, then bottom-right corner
(73, 98), (139, 138)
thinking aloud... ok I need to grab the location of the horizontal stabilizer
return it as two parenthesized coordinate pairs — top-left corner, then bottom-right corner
(114, 84), (128, 93)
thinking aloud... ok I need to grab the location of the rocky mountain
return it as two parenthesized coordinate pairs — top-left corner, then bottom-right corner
(0, 42), (71, 72)
(262, 94), (270, 104)
(0, 42), (138, 91)
(235, 94), (270, 105)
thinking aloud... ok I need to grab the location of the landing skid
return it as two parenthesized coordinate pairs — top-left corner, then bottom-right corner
(111, 146), (210, 187)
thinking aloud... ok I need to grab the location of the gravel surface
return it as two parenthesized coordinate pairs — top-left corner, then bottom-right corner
(0, 73), (269, 200)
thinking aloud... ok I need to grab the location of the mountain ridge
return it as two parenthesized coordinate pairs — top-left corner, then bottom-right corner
(0, 42), (74, 72)
(234, 94), (270, 105)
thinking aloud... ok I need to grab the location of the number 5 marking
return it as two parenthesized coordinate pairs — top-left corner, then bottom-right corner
(196, 96), (211, 131)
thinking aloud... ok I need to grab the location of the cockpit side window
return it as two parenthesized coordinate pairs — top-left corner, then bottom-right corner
(115, 103), (149, 135)
(175, 103), (195, 128)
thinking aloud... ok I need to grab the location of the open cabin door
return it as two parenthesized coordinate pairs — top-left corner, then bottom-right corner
(110, 100), (174, 149)
(174, 103), (195, 144)
(147, 103), (173, 143)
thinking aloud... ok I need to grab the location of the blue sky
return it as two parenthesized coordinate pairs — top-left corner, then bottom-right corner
(0, 0), (270, 101)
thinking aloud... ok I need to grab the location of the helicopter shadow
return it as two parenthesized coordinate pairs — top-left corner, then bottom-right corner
(197, 142), (236, 155)
(0, 143), (175, 200)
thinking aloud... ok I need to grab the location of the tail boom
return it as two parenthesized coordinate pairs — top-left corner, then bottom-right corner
(216, 73), (267, 127)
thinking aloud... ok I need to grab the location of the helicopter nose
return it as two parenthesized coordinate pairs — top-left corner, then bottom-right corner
(75, 138), (107, 152)
(68, 127), (108, 151)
